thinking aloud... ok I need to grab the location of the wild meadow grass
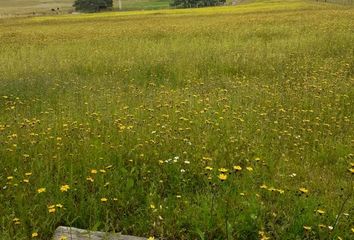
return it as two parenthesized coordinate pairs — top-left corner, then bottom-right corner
(0, 0), (353, 239)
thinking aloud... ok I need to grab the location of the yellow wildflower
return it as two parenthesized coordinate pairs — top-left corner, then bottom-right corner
(218, 173), (228, 181)
(32, 232), (38, 238)
(13, 218), (20, 224)
(303, 226), (312, 230)
(218, 168), (228, 173)
(101, 198), (108, 202)
(316, 209), (325, 215)
(299, 187), (309, 194)
(86, 176), (94, 182)
(60, 184), (70, 192)
(276, 189), (285, 194)
(246, 167), (253, 171)
(37, 188), (46, 193)
(233, 165), (242, 171)
(259, 231), (270, 240)
(48, 208), (56, 213)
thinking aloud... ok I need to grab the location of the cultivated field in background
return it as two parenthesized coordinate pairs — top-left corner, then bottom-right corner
(0, 0), (170, 16)
(0, 0), (353, 239)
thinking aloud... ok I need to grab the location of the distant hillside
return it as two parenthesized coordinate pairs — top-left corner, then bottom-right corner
(0, 0), (170, 16)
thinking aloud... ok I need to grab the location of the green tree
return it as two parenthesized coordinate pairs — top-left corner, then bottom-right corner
(73, 0), (113, 12)
(171, 0), (226, 8)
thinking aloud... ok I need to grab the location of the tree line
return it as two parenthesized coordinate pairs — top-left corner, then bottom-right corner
(171, 0), (226, 8)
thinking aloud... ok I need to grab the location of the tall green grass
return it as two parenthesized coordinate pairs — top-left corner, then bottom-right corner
(0, 1), (353, 239)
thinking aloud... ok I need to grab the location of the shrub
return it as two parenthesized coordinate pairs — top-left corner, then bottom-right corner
(73, 0), (113, 12)
(171, 0), (226, 8)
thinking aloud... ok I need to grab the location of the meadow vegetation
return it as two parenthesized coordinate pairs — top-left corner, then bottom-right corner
(0, 0), (353, 239)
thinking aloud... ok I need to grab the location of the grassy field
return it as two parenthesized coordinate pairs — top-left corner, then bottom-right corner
(0, 0), (73, 16)
(121, 0), (170, 10)
(0, 0), (353, 239)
